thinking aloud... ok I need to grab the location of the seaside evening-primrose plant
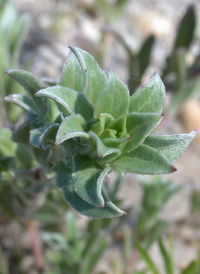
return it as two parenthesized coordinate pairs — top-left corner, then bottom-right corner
(4, 46), (196, 218)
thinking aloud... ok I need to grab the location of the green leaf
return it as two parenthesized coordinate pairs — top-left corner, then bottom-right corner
(80, 237), (109, 274)
(95, 70), (130, 118)
(69, 46), (106, 106)
(35, 85), (93, 121)
(181, 261), (198, 274)
(88, 131), (120, 158)
(138, 35), (155, 76)
(0, 128), (17, 156)
(4, 94), (38, 114)
(30, 124), (59, 150)
(107, 115), (127, 137)
(129, 72), (165, 114)
(73, 155), (111, 207)
(5, 69), (46, 98)
(53, 162), (125, 219)
(12, 114), (36, 144)
(158, 239), (174, 274)
(56, 114), (89, 145)
(144, 130), (196, 162)
(124, 112), (162, 152)
(5, 69), (48, 120)
(90, 113), (114, 136)
(0, 157), (14, 171)
(30, 125), (49, 149)
(59, 50), (84, 92)
(174, 5), (196, 50)
(39, 124), (59, 150)
(111, 144), (175, 174)
(135, 243), (159, 274)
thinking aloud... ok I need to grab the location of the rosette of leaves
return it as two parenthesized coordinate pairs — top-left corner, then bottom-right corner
(5, 46), (196, 219)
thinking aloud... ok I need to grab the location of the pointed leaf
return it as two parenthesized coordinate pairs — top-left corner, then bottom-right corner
(174, 5), (196, 50)
(135, 243), (159, 274)
(138, 35), (155, 76)
(123, 112), (162, 152)
(56, 114), (89, 145)
(129, 72), (165, 114)
(69, 46), (106, 106)
(88, 131), (120, 158)
(73, 155), (111, 207)
(4, 94), (38, 114)
(60, 50), (84, 92)
(111, 144), (176, 174)
(53, 162), (125, 219)
(5, 69), (46, 98)
(144, 130), (196, 162)
(35, 86), (93, 121)
(95, 71), (130, 118)
(5, 69), (48, 120)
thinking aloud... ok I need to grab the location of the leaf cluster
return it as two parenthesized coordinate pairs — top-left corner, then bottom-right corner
(3, 46), (196, 218)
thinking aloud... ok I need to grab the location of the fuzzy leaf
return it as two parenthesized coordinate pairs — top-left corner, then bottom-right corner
(89, 131), (120, 158)
(5, 69), (48, 120)
(35, 86), (93, 121)
(30, 124), (59, 150)
(30, 126), (48, 149)
(56, 115), (89, 145)
(4, 94), (38, 114)
(53, 162), (125, 219)
(60, 50), (84, 92)
(95, 71), (130, 118)
(144, 130), (197, 162)
(73, 155), (111, 207)
(129, 72), (165, 114)
(123, 112), (162, 152)
(107, 115), (127, 137)
(69, 46), (106, 106)
(91, 113), (114, 136)
(111, 144), (175, 174)
(40, 124), (59, 150)
(5, 69), (46, 98)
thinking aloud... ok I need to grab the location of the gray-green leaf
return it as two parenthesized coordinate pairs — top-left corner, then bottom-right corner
(4, 94), (38, 114)
(129, 72), (165, 114)
(60, 50), (84, 92)
(124, 112), (162, 152)
(56, 114), (89, 145)
(95, 70), (130, 118)
(35, 85), (93, 121)
(69, 46), (106, 106)
(111, 144), (175, 174)
(73, 155), (111, 207)
(144, 130), (197, 162)
(53, 162), (125, 219)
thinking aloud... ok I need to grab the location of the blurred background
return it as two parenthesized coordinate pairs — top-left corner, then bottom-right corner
(1, 0), (200, 273)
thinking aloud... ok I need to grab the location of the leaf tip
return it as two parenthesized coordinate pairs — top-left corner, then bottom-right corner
(171, 165), (177, 173)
